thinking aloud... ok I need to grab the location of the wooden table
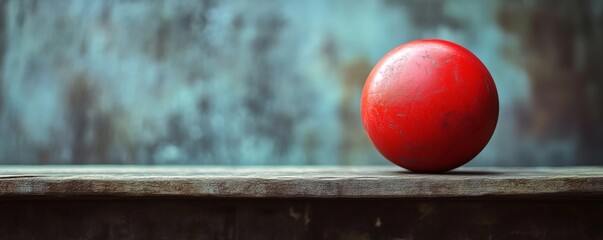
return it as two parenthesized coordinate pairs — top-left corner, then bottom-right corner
(1, 166), (602, 239)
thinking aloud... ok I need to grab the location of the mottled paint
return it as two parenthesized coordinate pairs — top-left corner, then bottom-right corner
(0, 0), (601, 165)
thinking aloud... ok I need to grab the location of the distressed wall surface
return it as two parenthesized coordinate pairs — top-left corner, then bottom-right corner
(0, 0), (602, 165)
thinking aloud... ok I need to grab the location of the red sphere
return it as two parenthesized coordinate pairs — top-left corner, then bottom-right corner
(361, 39), (499, 172)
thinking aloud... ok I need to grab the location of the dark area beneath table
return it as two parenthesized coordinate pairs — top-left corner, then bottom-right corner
(1, 199), (601, 240)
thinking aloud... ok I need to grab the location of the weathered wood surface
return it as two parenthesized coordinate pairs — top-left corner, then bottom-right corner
(1, 166), (602, 198)
(1, 166), (603, 239)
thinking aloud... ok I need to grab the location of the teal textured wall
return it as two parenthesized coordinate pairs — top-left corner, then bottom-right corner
(0, 0), (601, 165)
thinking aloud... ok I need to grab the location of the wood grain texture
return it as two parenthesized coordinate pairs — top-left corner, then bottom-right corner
(0, 166), (602, 198)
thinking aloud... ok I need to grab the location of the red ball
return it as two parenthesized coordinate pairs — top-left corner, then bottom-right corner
(361, 39), (499, 172)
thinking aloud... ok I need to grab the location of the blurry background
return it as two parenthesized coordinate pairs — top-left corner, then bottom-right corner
(0, 0), (601, 166)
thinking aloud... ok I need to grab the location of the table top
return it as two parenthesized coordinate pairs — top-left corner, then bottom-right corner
(1, 166), (602, 198)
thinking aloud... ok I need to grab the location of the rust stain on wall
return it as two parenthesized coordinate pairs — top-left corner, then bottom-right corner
(497, 0), (603, 164)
